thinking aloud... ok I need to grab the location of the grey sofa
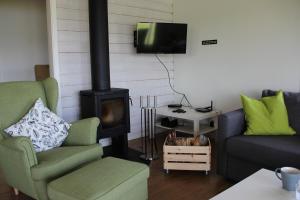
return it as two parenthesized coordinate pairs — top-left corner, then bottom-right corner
(217, 90), (300, 181)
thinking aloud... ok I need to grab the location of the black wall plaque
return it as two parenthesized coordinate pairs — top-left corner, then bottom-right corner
(202, 40), (218, 45)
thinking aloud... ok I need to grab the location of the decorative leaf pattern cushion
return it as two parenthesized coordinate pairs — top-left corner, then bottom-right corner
(4, 98), (71, 152)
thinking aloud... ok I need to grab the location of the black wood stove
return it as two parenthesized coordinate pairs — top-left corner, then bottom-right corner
(80, 89), (131, 156)
(80, 0), (131, 158)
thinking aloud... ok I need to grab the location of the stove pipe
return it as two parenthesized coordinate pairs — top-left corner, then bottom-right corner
(89, 0), (110, 91)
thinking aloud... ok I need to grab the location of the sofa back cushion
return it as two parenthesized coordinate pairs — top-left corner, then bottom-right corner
(262, 90), (300, 134)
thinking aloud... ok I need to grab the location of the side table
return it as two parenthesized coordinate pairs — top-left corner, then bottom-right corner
(156, 106), (220, 136)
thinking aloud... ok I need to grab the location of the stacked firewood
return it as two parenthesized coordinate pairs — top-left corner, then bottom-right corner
(166, 130), (208, 146)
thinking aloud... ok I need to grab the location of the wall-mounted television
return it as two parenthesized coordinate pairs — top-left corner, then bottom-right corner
(135, 22), (187, 54)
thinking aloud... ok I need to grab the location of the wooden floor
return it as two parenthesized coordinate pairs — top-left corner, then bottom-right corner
(0, 133), (232, 200)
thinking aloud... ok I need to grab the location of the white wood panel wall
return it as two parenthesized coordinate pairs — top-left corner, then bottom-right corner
(56, 0), (175, 140)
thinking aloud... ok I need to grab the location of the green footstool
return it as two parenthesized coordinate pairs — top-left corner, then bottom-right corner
(48, 157), (149, 200)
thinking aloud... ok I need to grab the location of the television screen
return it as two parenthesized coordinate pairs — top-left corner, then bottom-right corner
(136, 22), (187, 54)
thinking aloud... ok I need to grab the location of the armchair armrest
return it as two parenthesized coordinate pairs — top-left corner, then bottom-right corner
(64, 117), (100, 146)
(0, 136), (37, 166)
(0, 137), (37, 196)
(217, 109), (246, 176)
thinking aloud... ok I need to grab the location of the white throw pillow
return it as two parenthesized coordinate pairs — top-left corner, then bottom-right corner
(5, 98), (71, 152)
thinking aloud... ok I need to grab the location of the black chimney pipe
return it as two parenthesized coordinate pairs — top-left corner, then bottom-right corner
(89, 0), (111, 91)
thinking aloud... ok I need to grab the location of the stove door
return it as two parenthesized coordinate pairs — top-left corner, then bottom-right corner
(100, 98), (125, 129)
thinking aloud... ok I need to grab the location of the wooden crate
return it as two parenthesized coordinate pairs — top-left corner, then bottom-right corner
(163, 137), (211, 173)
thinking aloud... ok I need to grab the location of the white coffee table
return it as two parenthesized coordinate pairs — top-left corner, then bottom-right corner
(211, 169), (295, 200)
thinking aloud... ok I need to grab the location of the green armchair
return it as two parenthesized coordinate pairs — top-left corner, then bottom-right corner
(0, 78), (103, 200)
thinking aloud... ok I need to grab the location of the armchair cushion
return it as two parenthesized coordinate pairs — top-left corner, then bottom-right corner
(64, 118), (100, 146)
(5, 98), (71, 152)
(32, 144), (102, 181)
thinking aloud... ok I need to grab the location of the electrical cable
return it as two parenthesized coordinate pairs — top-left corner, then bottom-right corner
(155, 54), (193, 108)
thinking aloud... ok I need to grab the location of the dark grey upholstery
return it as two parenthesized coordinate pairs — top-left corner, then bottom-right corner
(217, 109), (300, 181)
(227, 135), (300, 168)
(216, 109), (245, 176)
(262, 90), (300, 134)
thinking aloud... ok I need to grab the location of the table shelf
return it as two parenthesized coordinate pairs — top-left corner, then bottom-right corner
(156, 123), (217, 135)
(156, 123), (194, 134)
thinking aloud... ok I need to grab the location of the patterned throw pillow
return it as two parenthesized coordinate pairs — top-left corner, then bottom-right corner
(5, 98), (71, 152)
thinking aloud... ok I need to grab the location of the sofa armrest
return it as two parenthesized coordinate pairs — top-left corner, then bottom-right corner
(0, 137), (37, 196)
(218, 109), (246, 139)
(63, 117), (100, 146)
(217, 109), (245, 176)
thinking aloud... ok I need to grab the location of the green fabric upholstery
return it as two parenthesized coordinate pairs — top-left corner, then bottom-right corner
(0, 131), (4, 141)
(0, 81), (47, 138)
(64, 118), (100, 146)
(1, 136), (37, 166)
(34, 180), (50, 200)
(48, 157), (149, 200)
(0, 78), (101, 200)
(41, 78), (59, 113)
(32, 144), (102, 181)
(32, 145), (102, 200)
(0, 137), (38, 199)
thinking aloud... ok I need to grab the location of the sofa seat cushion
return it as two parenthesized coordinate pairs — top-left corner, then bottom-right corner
(227, 135), (300, 168)
(31, 144), (102, 180)
(48, 157), (149, 200)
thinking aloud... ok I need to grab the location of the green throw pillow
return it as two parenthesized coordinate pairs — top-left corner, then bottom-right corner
(241, 91), (295, 135)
